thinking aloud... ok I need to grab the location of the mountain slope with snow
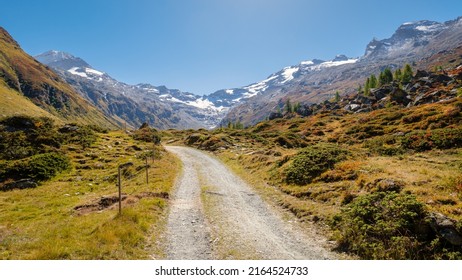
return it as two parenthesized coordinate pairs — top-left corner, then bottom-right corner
(35, 51), (226, 129)
(222, 16), (462, 126)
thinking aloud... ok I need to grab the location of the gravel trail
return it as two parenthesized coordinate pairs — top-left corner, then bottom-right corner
(165, 146), (336, 260)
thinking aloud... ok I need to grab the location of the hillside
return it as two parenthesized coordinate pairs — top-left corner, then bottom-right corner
(0, 28), (118, 129)
(169, 64), (462, 259)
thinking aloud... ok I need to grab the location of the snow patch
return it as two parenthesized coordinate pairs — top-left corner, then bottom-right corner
(280, 67), (299, 84)
(301, 60), (314, 65)
(225, 89), (234, 95)
(415, 24), (442, 32)
(306, 58), (358, 71)
(85, 68), (104, 76)
(186, 98), (215, 109)
(68, 67), (88, 78)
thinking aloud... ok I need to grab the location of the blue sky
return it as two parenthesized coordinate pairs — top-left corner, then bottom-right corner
(1, 0), (461, 95)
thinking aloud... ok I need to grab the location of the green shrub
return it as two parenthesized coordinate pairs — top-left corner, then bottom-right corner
(0, 116), (62, 159)
(132, 127), (161, 144)
(364, 135), (405, 156)
(332, 191), (428, 259)
(22, 152), (71, 181)
(401, 128), (462, 151)
(285, 143), (347, 185)
(345, 124), (384, 140)
(1, 152), (71, 182)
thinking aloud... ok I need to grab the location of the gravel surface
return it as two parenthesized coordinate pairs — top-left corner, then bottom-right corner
(165, 146), (337, 260)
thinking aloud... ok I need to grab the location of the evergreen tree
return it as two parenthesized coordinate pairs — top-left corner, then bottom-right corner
(285, 99), (293, 113)
(379, 71), (385, 86)
(358, 84), (363, 94)
(369, 74), (378, 89)
(379, 68), (393, 85)
(335, 91), (340, 102)
(364, 77), (370, 96)
(394, 68), (402, 81)
(402, 64), (413, 84)
(277, 106), (282, 114)
(384, 68), (393, 84)
(235, 121), (243, 129)
(293, 102), (301, 113)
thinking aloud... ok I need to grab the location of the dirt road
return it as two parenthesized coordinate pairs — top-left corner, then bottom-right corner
(164, 146), (337, 260)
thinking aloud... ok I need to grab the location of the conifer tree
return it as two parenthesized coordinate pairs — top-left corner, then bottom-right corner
(384, 68), (393, 84)
(285, 99), (293, 113)
(335, 91), (340, 102)
(293, 102), (301, 113)
(364, 77), (370, 96)
(369, 74), (377, 89)
(402, 64), (413, 84)
(394, 68), (402, 81)
(379, 68), (393, 85)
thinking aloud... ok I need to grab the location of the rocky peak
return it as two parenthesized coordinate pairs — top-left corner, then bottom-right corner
(363, 19), (448, 60)
(35, 50), (91, 70)
(332, 54), (349, 62)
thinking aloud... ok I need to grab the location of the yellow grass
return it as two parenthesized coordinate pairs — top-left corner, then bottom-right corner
(0, 131), (179, 259)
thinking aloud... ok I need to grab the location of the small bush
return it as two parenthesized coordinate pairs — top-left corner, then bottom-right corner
(285, 143), (347, 185)
(22, 152), (71, 181)
(0, 116), (62, 159)
(132, 127), (161, 144)
(401, 128), (462, 151)
(364, 135), (405, 156)
(1, 153), (71, 182)
(332, 191), (428, 259)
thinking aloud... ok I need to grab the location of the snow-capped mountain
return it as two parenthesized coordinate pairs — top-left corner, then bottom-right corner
(206, 54), (358, 108)
(223, 16), (462, 125)
(35, 50), (91, 69)
(363, 20), (449, 60)
(35, 51), (226, 129)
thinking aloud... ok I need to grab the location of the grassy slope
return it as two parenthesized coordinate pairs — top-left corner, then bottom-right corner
(0, 131), (179, 259)
(0, 82), (61, 121)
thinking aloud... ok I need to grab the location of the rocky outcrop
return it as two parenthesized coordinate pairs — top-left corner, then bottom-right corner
(282, 67), (462, 118)
(429, 212), (462, 246)
(1, 179), (38, 191)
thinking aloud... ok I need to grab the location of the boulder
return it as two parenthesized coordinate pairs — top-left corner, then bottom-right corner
(344, 104), (361, 112)
(371, 86), (391, 100)
(185, 133), (205, 145)
(1, 179), (38, 191)
(59, 124), (80, 133)
(390, 88), (412, 105)
(415, 70), (430, 79)
(365, 178), (404, 193)
(430, 74), (452, 84)
(355, 94), (376, 105)
(429, 212), (462, 246)
(268, 111), (283, 120)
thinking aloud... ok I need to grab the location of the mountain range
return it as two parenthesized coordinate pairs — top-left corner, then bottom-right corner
(1, 16), (462, 129)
